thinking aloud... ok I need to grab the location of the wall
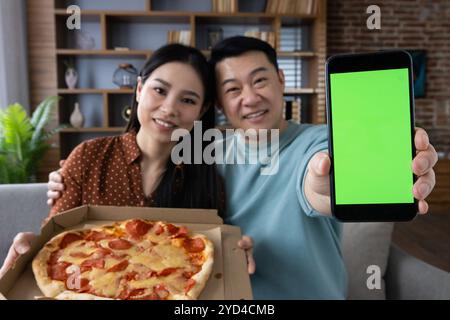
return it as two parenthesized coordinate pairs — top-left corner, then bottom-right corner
(327, 0), (450, 156)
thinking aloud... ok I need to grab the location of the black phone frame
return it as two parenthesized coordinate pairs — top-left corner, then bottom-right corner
(325, 50), (418, 222)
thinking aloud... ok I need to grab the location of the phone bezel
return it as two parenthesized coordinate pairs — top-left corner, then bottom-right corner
(325, 50), (418, 222)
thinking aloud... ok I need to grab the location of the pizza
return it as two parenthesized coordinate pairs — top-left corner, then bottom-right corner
(32, 219), (214, 300)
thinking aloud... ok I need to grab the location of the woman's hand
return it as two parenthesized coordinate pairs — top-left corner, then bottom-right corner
(238, 235), (255, 275)
(47, 160), (65, 206)
(0, 232), (36, 279)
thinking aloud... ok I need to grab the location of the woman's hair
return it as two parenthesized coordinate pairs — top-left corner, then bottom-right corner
(126, 44), (214, 132)
(125, 44), (224, 216)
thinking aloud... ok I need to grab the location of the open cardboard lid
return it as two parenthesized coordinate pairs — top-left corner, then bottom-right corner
(0, 205), (252, 300)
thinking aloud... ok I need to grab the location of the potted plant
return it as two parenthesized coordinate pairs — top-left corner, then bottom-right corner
(0, 96), (64, 183)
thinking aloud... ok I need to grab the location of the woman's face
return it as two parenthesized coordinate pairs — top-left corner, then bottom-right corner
(136, 62), (205, 143)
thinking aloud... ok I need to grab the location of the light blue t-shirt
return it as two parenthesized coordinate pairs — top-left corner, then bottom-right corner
(216, 121), (348, 299)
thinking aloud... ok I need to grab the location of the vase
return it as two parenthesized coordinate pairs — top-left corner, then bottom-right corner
(113, 64), (138, 88)
(75, 31), (96, 50)
(65, 68), (78, 89)
(70, 102), (84, 128)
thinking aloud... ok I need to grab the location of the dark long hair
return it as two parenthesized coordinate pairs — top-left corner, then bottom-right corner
(125, 44), (224, 216)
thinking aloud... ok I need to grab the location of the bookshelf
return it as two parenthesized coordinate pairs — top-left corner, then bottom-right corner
(27, 0), (326, 177)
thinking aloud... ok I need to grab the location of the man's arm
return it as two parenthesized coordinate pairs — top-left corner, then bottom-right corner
(304, 128), (438, 216)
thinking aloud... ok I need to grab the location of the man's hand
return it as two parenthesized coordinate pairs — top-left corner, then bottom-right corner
(238, 236), (255, 275)
(47, 160), (65, 206)
(304, 127), (438, 216)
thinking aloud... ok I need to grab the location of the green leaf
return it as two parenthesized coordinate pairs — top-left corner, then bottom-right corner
(0, 97), (63, 184)
(31, 96), (60, 147)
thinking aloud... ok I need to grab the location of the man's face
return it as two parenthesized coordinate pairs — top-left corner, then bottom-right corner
(215, 51), (288, 132)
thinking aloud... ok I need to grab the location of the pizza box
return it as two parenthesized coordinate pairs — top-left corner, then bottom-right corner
(0, 205), (253, 300)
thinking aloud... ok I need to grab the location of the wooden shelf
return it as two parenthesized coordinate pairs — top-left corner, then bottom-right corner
(284, 88), (316, 95)
(60, 127), (124, 133)
(57, 89), (134, 94)
(56, 49), (151, 56)
(277, 51), (315, 58)
(32, 0), (327, 166)
(202, 50), (316, 57)
(54, 9), (317, 19)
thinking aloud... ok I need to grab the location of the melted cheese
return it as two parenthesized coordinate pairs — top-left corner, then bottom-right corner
(88, 271), (119, 297)
(128, 243), (189, 272)
(128, 277), (161, 290)
(58, 241), (98, 265)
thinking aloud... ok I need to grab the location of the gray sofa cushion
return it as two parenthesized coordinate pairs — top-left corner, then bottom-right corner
(0, 183), (48, 263)
(386, 245), (450, 299)
(342, 222), (394, 300)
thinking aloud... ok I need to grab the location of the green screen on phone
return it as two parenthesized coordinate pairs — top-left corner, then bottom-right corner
(330, 68), (414, 205)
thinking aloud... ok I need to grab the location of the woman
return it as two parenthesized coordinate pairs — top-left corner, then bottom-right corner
(0, 44), (255, 278)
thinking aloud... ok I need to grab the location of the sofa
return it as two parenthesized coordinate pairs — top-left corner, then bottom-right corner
(1, 183), (450, 299)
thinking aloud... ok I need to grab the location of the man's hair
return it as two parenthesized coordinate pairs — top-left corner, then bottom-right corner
(209, 36), (279, 72)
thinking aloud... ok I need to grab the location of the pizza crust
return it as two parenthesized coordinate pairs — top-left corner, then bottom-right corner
(186, 233), (214, 299)
(54, 291), (113, 300)
(32, 230), (76, 298)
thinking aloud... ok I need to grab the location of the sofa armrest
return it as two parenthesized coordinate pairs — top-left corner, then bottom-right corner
(0, 183), (49, 263)
(385, 245), (450, 299)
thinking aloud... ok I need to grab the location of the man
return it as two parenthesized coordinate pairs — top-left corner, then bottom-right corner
(46, 36), (437, 299)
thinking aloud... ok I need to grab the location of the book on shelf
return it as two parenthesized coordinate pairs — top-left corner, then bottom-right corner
(212, 0), (238, 13)
(265, 0), (317, 15)
(244, 30), (275, 48)
(167, 30), (191, 46)
(284, 98), (302, 123)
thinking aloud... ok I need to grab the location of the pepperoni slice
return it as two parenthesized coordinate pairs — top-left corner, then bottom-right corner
(128, 288), (145, 298)
(80, 266), (92, 273)
(154, 284), (169, 299)
(185, 279), (196, 293)
(76, 278), (91, 293)
(60, 233), (83, 249)
(183, 238), (205, 253)
(85, 231), (114, 242)
(108, 239), (133, 250)
(133, 293), (160, 300)
(176, 226), (188, 238)
(183, 265), (201, 279)
(143, 270), (157, 279)
(153, 224), (164, 236)
(167, 224), (189, 238)
(107, 260), (128, 272)
(119, 288), (159, 300)
(70, 252), (92, 259)
(65, 277), (91, 293)
(109, 252), (129, 260)
(166, 224), (179, 235)
(125, 220), (152, 238)
(94, 247), (113, 258)
(81, 258), (105, 269)
(48, 262), (71, 281)
(48, 251), (62, 265)
(124, 271), (138, 281)
(158, 267), (179, 277)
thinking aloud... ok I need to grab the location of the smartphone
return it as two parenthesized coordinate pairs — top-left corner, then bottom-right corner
(326, 50), (417, 222)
